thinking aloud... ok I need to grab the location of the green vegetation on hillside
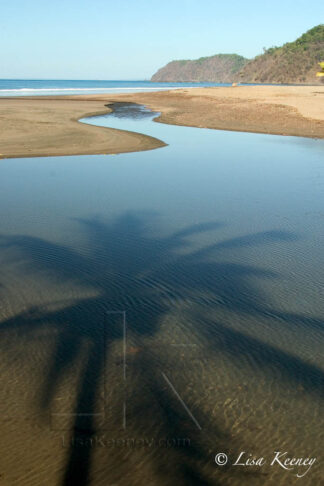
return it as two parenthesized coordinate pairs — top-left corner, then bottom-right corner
(151, 25), (324, 84)
(237, 25), (324, 84)
(151, 54), (248, 82)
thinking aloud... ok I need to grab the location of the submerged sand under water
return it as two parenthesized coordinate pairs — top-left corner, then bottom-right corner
(0, 105), (323, 485)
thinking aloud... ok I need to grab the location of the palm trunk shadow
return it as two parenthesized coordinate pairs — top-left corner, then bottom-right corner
(61, 339), (105, 486)
(1, 213), (321, 485)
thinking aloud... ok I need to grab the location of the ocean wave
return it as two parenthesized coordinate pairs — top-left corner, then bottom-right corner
(0, 87), (183, 92)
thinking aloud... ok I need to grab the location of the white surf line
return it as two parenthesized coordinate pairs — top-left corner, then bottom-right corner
(0, 87), (197, 92)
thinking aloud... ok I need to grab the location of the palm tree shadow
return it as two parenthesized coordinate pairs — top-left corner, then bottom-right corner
(0, 212), (323, 485)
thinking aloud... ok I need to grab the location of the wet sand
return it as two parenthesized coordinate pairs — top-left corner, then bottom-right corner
(121, 85), (324, 138)
(0, 96), (324, 486)
(1, 85), (324, 158)
(0, 98), (166, 159)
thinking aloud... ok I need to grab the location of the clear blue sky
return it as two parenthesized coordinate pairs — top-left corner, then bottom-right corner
(1, 0), (323, 79)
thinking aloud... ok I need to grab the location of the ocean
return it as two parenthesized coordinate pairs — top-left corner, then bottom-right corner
(0, 79), (231, 96)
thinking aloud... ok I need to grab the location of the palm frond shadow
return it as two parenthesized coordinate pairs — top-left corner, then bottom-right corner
(0, 212), (322, 485)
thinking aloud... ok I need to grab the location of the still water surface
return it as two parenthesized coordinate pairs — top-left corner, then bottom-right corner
(0, 104), (323, 485)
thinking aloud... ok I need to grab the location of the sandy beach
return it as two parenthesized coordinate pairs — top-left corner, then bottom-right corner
(0, 98), (166, 159)
(1, 85), (324, 159)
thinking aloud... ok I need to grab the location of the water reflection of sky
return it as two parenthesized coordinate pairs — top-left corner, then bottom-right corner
(0, 103), (324, 485)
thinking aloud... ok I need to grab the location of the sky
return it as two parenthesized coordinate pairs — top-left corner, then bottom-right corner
(1, 0), (323, 79)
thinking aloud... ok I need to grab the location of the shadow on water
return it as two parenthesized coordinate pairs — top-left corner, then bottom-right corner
(0, 212), (323, 485)
(104, 102), (159, 120)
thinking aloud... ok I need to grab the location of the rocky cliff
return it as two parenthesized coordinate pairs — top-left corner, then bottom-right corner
(151, 54), (248, 83)
(151, 25), (324, 85)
